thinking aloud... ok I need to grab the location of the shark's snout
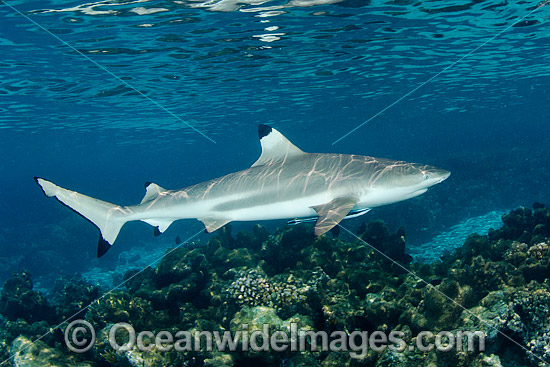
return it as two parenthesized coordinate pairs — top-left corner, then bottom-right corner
(434, 170), (451, 183)
(421, 167), (451, 187)
(439, 170), (451, 183)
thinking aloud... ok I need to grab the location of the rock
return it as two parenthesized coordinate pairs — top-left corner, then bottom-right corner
(10, 336), (92, 367)
(230, 306), (313, 333)
(0, 272), (56, 324)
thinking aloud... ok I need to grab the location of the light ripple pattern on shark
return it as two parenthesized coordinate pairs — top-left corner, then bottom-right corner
(34, 125), (450, 257)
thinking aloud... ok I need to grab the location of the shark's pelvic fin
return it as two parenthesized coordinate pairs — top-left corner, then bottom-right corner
(252, 124), (306, 167)
(34, 177), (127, 258)
(141, 182), (166, 204)
(312, 197), (358, 236)
(199, 217), (231, 233)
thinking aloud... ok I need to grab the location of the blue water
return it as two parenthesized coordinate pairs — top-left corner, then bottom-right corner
(1, 0), (549, 287)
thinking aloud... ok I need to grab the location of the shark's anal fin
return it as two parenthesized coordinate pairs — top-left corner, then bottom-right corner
(312, 197), (358, 236)
(199, 217), (231, 233)
(141, 219), (174, 235)
(252, 125), (306, 167)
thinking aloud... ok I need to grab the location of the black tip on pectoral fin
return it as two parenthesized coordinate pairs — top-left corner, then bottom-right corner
(97, 236), (111, 258)
(154, 227), (162, 237)
(258, 124), (272, 139)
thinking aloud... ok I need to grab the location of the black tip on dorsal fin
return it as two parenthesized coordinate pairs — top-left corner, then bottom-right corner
(258, 124), (272, 139)
(144, 181), (152, 188)
(154, 227), (161, 237)
(34, 177), (49, 197)
(97, 236), (111, 258)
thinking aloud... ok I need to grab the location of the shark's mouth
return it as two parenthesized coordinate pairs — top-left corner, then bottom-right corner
(413, 188), (428, 196)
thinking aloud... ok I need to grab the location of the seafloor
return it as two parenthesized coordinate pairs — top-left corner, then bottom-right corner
(1, 203), (550, 367)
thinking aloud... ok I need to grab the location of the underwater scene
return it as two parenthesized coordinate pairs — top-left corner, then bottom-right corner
(1, 0), (550, 366)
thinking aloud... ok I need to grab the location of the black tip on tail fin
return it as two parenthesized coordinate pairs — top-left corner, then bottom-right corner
(97, 237), (111, 258)
(258, 124), (272, 139)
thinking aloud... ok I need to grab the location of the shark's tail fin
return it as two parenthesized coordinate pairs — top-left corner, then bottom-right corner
(34, 177), (128, 257)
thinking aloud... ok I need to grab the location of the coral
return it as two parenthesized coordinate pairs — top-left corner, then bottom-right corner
(10, 336), (93, 367)
(460, 281), (550, 367)
(358, 220), (412, 264)
(230, 305), (313, 334)
(260, 225), (316, 275)
(92, 323), (170, 367)
(504, 241), (529, 265)
(0, 272), (56, 324)
(225, 269), (308, 312)
(51, 275), (100, 321)
(2, 204), (550, 367)
(527, 242), (550, 260)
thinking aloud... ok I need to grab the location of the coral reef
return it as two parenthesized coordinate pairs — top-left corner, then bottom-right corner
(10, 336), (93, 367)
(1, 204), (550, 366)
(0, 271), (56, 324)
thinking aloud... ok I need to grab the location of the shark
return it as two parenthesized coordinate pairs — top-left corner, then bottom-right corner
(35, 125), (450, 257)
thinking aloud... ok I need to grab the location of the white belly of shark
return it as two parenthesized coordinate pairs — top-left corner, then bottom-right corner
(35, 125), (450, 257)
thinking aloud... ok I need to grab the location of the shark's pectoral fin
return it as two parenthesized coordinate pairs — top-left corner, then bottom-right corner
(199, 217), (231, 233)
(312, 197), (358, 236)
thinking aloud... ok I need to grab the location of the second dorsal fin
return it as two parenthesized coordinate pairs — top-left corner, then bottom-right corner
(141, 182), (166, 204)
(252, 125), (306, 167)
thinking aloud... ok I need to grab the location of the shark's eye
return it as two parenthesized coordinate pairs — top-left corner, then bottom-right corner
(423, 174), (430, 180)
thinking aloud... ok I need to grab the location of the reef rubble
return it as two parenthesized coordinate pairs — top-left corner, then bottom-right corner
(1, 204), (549, 366)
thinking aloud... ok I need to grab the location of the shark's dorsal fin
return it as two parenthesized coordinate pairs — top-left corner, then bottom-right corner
(141, 182), (166, 204)
(252, 125), (306, 167)
(312, 197), (358, 236)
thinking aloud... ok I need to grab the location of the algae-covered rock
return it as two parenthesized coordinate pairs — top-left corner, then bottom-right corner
(358, 220), (412, 264)
(3, 204), (550, 367)
(0, 272), (56, 324)
(230, 306), (313, 333)
(469, 353), (503, 367)
(92, 323), (172, 367)
(51, 275), (99, 322)
(204, 352), (234, 367)
(10, 336), (93, 367)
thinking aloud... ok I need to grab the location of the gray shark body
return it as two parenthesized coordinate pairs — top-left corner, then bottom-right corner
(35, 125), (450, 257)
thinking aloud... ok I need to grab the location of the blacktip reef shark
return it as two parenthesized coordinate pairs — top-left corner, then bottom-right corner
(35, 125), (450, 257)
